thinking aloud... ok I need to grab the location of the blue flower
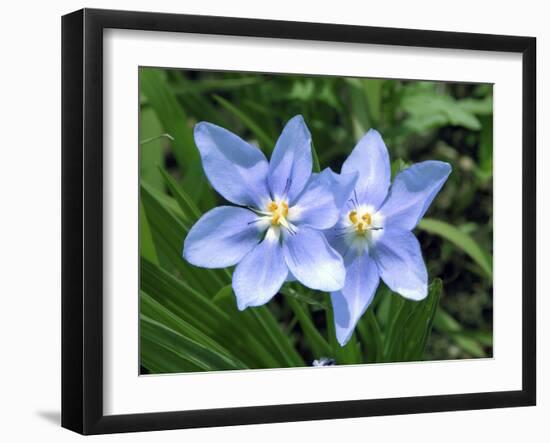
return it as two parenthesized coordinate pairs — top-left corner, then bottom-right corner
(326, 129), (452, 346)
(183, 115), (358, 310)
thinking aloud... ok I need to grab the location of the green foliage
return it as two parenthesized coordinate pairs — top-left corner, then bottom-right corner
(138, 69), (494, 373)
(382, 279), (442, 362)
(432, 309), (487, 358)
(140, 69), (196, 168)
(213, 94), (275, 150)
(139, 107), (164, 190)
(418, 218), (493, 279)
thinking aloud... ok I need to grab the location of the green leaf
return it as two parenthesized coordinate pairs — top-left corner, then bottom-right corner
(168, 72), (225, 127)
(363, 78), (384, 125)
(250, 307), (305, 367)
(458, 95), (493, 116)
(212, 94), (275, 151)
(383, 279), (442, 361)
(418, 218), (493, 279)
(141, 290), (247, 368)
(141, 337), (203, 373)
(348, 82), (370, 141)
(139, 200), (158, 265)
(311, 142), (322, 173)
(451, 335), (486, 358)
(446, 105), (482, 130)
(373, 283), (393, 329)
(212, 285), (304, 367)
(139, 133), (174, 145)
(140, 181), (227, 294)
(433, 309), (489, 357)
(287, 79), (315, 101)
(356, 309), (383, 362)
(391, 158), (409, 179)
(478, 115), (493, 179)
(141, 314), (247, 371)
(281, 288), (331, 358)
(401, 90), (482, 132)
(139, 107), (164, 190)
(140, 68), (197, 169)
(180, 158), (218, 211)
(141, 259), (280, 369)
(158, 166), (202, 221)
(279, 285), (329, 310)
(173, 77), (261, 94)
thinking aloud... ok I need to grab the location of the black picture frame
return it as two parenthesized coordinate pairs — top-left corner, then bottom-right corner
(61, 8), (537, 435)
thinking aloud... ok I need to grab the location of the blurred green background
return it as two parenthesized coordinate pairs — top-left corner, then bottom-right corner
(139, 68), (493, 374)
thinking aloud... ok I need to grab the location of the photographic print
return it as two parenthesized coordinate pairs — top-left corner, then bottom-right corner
(62, 10), (535, 433)
(138, 68), (493, 375)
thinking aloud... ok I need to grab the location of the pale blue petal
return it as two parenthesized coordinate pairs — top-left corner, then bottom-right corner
(194, 122), (270, 207)
(331, 250), (380, 346)
(372, 228), (428, 300)
(183, 206), (261, 268)
(324, 221), (349, 258)
(341, 129), (391, 210)
(268, 115), (313, 202)
(283, 227), (345, 292)
(232, 235), (288, 310)
(379, 161), (452, 230)
(290, 168), (357, 230)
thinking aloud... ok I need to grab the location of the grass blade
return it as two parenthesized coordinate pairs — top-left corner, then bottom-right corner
(383, 279), (442, 362)
(140, 68), (197, 168)
(282, 289), (331, 358)
(141, 314), (247, 371)
(213, 94), (275, 150)
(141, 290), (248, 369)
(418, 218), (493, 279)
(356, 309), (383, 362)
(158, 166), (202, 221)
(433, 309), (488, 357)
(141, 181), (227, 294)
(142, 259), (281, 368)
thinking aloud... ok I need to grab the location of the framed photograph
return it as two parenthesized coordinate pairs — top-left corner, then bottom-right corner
(61, 8), (536, 435)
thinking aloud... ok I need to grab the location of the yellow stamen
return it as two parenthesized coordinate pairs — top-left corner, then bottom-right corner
(281, 201), (289, 217)
(268, 200), (289, 226)
(348, 209), (375, 236)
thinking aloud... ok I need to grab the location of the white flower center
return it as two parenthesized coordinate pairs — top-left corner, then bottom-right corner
(249, 199), (297, 242)
(339, 205), (384, 253)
